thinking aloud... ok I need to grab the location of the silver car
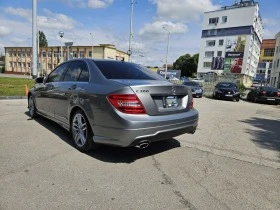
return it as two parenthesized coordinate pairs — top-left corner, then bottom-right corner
(28, 59), (198, 152)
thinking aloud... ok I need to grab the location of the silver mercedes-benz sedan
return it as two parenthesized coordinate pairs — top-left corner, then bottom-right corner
(28, 59), (199, 152)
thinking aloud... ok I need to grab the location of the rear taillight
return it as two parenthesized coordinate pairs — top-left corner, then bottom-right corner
(188, 98), (194, 109)
(260, 91), (266, 96)
(107, 94), (146, 114)
(277, 92), (280, 97)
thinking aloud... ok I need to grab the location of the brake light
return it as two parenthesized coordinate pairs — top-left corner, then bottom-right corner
(260, 91), (266, 96)
(189, 98), (194, 109)
(277, 92), (280, 97)
(107, 94), (146, 114)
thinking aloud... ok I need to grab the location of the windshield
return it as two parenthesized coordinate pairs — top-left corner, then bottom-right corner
(183, 81), (199, 87)
(217, 83), (237, 89)
(94, 61), (165, 80)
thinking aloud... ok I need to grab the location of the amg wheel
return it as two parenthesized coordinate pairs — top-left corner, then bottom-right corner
(71, 110), (95, 152)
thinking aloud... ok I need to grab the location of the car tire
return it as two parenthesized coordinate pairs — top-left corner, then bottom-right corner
(71, 110), (95, 152)
(236, 97), (239, 102)
(28, 94), (37, 118)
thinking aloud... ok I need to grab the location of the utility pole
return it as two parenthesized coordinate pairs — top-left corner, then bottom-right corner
(32, 0), (38, 78)
(128, 0), (134, 62)
(90, 33), (94, 58)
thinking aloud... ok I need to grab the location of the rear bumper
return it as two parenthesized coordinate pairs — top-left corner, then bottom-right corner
(92, 109), (199, 147)
(216, 92), (240, 100)
(257, 96), (280, 103)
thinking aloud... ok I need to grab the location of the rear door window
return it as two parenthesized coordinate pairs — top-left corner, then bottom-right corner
(62, 61), (89, 82)
(47, 63), (69, 83)
(94, 61), (165, 80)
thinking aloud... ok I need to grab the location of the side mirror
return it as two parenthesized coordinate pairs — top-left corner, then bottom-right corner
(34, 77), (44, 84)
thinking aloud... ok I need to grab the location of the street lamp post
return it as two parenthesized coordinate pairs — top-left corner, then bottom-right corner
(163, 26), (170, 79)
(128, 0), (134, 62)
(90, 33), (93, 58)
(59, 31), (64, 63)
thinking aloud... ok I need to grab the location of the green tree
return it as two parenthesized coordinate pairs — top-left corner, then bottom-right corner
(173, 53), (198, 77)
(39, 31), (48, 47)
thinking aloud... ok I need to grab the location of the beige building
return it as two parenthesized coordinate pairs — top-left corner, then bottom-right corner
(270, 32), (280, 89)
(4, 44), (128, 75)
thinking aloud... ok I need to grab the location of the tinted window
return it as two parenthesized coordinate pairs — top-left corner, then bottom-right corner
(63, 61), (88, 82)
(217, 83), (237, 88)
(184, 82), (199, 86)
(47, 63), (69, 83)
(260, 87), (278, 92)
(94, 61), (165, 80)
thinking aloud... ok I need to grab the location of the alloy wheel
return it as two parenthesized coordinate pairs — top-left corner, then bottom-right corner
(72, 113), (88, 147)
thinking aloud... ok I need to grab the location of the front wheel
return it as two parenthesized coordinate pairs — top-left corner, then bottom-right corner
(236, 97), (240, 102)
(28, 94), (37, 118)
(71, 110), (95, 152)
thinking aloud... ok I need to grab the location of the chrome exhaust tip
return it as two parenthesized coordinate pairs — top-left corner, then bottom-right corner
(135, 141), (150, 149)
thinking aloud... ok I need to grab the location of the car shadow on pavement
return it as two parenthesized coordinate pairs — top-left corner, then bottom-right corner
(25, 112), (181, 163)
(239, 117), (280, 157)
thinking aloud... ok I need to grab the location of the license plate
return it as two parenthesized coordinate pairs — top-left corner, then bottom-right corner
(225, 94), (233, 97)
(196, 90), (202, 93)
(165, 96), (178, 107)
(267, 98), (275, 101)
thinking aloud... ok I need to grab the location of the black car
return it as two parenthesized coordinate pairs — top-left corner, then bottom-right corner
(213, 82), (240, 101)
(183, 81), (203, 98)
(247, 86), (280, 104)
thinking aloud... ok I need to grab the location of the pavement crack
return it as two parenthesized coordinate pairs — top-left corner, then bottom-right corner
(151, 155), (197, 210)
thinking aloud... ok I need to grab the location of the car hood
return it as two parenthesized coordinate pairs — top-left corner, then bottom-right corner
(218, 88), (238, 92)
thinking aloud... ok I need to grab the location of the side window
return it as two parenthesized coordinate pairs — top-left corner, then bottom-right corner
(63, 61), (89, 82)
(78, 67), (89, 82)
(47, 63), (69, 83)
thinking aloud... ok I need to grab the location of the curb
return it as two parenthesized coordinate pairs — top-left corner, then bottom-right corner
(0, 96), (27, 100)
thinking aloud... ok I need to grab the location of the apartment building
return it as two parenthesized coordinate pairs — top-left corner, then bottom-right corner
(270, 32), (280, 88)
(197, 0), (263, 86)
(4, 44), (128, 75)
(255, 39), (276, 83)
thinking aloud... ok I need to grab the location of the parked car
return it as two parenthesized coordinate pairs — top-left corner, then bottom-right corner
(183, 81), (203, 98)
(247, 86), (280, 104)
(28, 59), (199, 152)
(213, 82), (240, 101)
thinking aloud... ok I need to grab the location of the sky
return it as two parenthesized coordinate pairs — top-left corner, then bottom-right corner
(0, 0), (279, 66)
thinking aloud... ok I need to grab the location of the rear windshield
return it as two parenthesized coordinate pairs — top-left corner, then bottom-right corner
(94, 61), (165, 80)
(260, 87), (278, 92)
(183, 81), (199, 86)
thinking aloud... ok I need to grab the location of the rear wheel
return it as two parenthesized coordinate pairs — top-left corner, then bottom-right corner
(28, 94), (37, 118)
(71, 110), (95, 152)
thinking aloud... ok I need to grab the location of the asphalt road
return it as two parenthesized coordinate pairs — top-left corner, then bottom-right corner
(0, 98), (280, 210)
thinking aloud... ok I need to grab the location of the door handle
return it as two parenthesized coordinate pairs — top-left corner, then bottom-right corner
(69, 85), (77, 90)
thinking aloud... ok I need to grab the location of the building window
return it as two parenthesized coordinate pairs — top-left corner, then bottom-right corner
(222, 16), (227, 23)
(48, 52), (52, 57)
(268, 70), (271, 74)
(18, 62), (22, 68)
(27, 63), (31, 68)
(9, 61), (12, 67)
(89, 51), (93, 57)
(79, 51), (85, 58)
(209, 17), (219, 24)
(9, 51), (12, 57)
(22, 52), (26, 57)
(206, 40), (215, 47)
(27, 52), (31, 57)
(18, 52), (21, 57)
(23, 63), (26, 68)
(217, 51), (222, 56)
(48, 63), (52, 70)
(277, 59), (280, 68)
(72, 51), (78, 58)
(205, 51), (214, 58)
(13, 52), (16, 56)
(42, 52), (46, 57)
(207, 29), (217, 36)
(203, 62), (212, 68)
(54, 51), (59, 57)
(219, 40), (224, 46)
(264, 48), (275, 57)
